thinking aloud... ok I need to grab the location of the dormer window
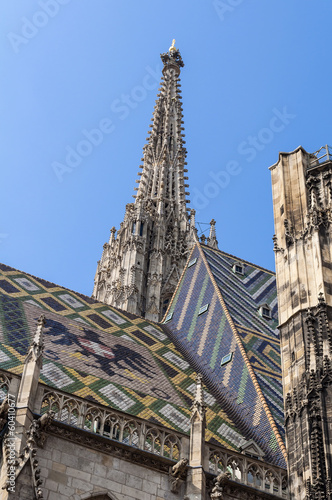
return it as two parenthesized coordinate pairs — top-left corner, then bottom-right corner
(164, 312), (173, 323)
(259, 304), (272, 319)
(220, 352), (233, 366)
(232, 262), (244, 275)
(240, 439), (265, 460)
(198, 304), (209, 315)
(188, 258), (197, 268)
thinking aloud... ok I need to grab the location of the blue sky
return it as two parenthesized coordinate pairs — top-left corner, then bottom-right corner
(1, 1), (332, 296)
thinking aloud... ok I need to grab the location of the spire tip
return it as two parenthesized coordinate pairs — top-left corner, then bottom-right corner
(169, 39), (176, 52)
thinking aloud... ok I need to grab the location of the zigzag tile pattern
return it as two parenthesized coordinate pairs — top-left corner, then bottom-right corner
(163, 245), (286, 468)
(0, 263), (243, 451)
(201, 247), (284, 435)
(236, 326), (284, 433)
(202, 246), (279, 336)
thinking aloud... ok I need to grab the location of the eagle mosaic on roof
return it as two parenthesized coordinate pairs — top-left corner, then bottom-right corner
(0, 262), (250, 451)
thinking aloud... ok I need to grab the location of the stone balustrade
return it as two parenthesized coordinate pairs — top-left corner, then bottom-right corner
(0, 370), (288, 499)
(35, 382), (288, 498)
(208, 445), (288, 498)
(38, 385), (185, 461)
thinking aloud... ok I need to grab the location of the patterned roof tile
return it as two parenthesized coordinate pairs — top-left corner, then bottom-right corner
(162, 244), (286, 468)
(0, 262), (244, 453)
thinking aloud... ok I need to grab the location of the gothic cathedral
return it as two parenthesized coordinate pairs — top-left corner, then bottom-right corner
(0, 42), (331, 500)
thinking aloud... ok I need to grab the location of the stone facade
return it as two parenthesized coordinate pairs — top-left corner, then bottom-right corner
(0, 364), (286, 500)
(270, 146), (332, 499)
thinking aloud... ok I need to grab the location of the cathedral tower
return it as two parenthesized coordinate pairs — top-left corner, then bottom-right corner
(270, 145), (332, 499)
(93, 42), (205, 321)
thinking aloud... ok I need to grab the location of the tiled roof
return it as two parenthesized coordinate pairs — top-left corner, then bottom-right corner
(162, 243), (286, 468)
(0, 263), (247, 451)
(201, 246), (284, 436)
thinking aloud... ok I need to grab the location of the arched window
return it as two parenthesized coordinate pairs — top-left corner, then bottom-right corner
(81, 494), (117, 500)
(75, 491), (118, 500)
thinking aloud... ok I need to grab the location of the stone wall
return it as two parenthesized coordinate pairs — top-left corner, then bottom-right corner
(12, 434), (185, 500)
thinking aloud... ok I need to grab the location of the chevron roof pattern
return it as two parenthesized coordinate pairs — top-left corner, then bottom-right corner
(162, 244), (286, 468)
(0, 262), (249, 452)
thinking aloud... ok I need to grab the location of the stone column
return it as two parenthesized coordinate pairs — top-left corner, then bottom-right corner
(0, 315), (46, 499)
(186, 373), (207, 500)
(16, 314), (45, 454)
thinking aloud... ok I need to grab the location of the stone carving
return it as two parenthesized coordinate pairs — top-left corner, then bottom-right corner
(283, 295), (332, 497)
(34, 410), (55, 448)
(283, 219), (294, 247)
(3, 411), (55, 498)
(170, 457), (188, 493)
(172, 457), (188, 477)
(0, 395), (9, 432)
(190, 373), (206, 423)
(25, 314), (46, 364)
(210, 471), (231, 499)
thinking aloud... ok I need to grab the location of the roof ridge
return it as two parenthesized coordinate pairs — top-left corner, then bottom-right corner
(200, 244), (275, 275)
(0, 262), (102, 302)
(0, 262), (162, 325)
(197, 244), (287, 463)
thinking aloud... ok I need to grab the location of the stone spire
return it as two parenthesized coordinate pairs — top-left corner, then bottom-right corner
(93, 42), (198, 321)
(207, 219), (218, 249)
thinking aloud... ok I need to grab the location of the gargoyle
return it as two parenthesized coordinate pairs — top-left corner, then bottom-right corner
(210, 471), (231, 499)
(30, 411), (55, 448)
(172, 457), (188, 478)
(170, 457), (188, 493)
(0, 396), (9, 431)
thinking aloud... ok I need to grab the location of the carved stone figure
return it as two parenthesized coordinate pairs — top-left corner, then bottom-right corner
(0, 395), (9, 431)
(171, 457), (188, 478)
(30, 410), (55, 448)
(210, 471), (231, 499)
(170, 457), (188, 493)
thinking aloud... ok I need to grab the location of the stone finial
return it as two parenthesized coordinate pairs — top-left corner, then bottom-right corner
(194, 373), (204, 406)
(25, 315), (46, 364)
(318, 292), (326, 307)
(109, 226), (116, 243)
(207, 219), (218, 249)
(169, 39), (177, 52)
(208, 219), (216, 239)
(190, 208), (196, 226)
(190, 373), (206, 422)
(161, 43), (184, 72)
